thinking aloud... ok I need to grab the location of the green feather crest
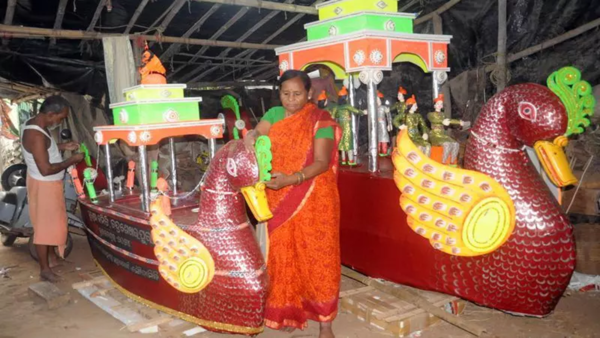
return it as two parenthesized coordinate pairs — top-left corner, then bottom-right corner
(547, 66), (596, 136)
(255, 135), (272, 182)
(221, 95), (241, 140)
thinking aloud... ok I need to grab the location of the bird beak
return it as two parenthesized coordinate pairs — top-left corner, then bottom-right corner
(241, 182), (273, 222)
(533, 136), (577, 187)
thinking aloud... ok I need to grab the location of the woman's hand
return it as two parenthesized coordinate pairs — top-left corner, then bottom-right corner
(59, 141), (80, 151)
(265, 172), (295, 190)
(243, 129), (258, 152)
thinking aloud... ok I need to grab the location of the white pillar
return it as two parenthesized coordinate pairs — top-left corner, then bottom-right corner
(433, 70), (448, 115)
(359, 69), (384, 172)
(348, 74), (359, 161)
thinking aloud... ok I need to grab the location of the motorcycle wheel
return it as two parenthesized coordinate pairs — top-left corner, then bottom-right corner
(1, 233), (17, 247)
(28, 233), (74, 261)
(1, 163), (27, 191)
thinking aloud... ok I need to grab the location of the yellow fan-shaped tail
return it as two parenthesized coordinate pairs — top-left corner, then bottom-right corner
(150, 197), (215, 293)
(392, 130), (516, 257)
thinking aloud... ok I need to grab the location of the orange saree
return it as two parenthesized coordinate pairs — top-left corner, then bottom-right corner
(264, 103), (342, 330)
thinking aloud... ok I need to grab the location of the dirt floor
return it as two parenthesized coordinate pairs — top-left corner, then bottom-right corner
(1, 235), (599, 338)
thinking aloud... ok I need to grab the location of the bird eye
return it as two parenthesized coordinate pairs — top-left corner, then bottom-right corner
(518, 102), (537, 121)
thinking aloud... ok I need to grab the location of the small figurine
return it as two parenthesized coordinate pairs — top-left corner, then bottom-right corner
(139, 42), (167, 85)
(394, 95), (431, 156)
(375, 91), (393, 156)
(427, 94), (465, 164)
(330, 86), (365, 165)
(391, 86), (408, 117)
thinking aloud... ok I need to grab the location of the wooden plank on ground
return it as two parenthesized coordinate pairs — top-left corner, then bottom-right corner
(339, 286), (374, 298)
(29, 281), (70, 309)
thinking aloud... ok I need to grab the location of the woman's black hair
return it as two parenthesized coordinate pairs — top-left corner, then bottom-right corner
(39, 95), (71, 114)
(278, 70), (311, 92)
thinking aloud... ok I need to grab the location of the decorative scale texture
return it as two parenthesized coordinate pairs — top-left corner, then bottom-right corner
(164, 140), (267, 332)
(393, 83), (576, 316)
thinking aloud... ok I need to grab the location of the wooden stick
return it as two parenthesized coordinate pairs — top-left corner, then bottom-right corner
(0, 25), (280, 50)
(124, 0), (149, 34)
(341, 266), (487, 337)
(495, 0), (508, 91)
(193, 0), (317, 15)
(176, 7), (251, 81)
(51, 0), (69, 45)
(414, 0), (461, 25)
(87, 0), (108, 31)
(160, 3), (222, 61)
(2, 0), (17, 45)
(485, 17), (600, 72)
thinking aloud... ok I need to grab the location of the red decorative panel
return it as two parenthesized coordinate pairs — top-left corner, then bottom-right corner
(390, 40), (431, 70)
(347, 38), (389, 69)
(292, 43), (346, 72)
(431, 43), (449, 69)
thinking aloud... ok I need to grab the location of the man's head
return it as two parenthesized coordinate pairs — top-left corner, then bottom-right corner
(39, 95), (70, 130)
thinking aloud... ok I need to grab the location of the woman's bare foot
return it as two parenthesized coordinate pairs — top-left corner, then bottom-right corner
(281, 326), (295, 333)
(319, 322), (335, 338)
(40, 269), (62, 283)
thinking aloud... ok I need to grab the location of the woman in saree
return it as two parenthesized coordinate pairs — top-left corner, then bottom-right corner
(244, 70), (341, 338)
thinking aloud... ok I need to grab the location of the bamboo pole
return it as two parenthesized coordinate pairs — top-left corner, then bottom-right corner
(124, 0), (149, 34)
(177, 53), (272, 64)
(196, 0), (323, 83)
(87, 0), (108, 31)
(155, 0), (189, 34)
(2, 0), (17, 45)
(160, 4), (222, 61)
(341, 267), (487, 337)
(184, 0), (295, 83)
(414, 0), (461, 25)
(495, 0), (508, 91)
(485, 17), (600, 73)
(51, 0), (70, 45)
(0, 25), (281, 50)
(193, 0), (317, 15)
(176, 7), (251, 82)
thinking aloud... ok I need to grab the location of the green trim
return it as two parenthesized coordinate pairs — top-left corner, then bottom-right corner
(255, 136), (273, 182)
(393, 53), (429, 72)
(307, 14), (413, 41)
(318, 0), (398, 20)
(221, 95), (241, 140)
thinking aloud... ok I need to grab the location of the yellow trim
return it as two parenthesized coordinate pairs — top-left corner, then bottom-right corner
(301, 61), (348, 79)
(94, 260), (264, 335)
(393, 53), (429, 72)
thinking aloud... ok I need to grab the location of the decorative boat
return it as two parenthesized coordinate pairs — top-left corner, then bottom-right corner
(276, 0), (596, 317)
(77, 81), (274, 334)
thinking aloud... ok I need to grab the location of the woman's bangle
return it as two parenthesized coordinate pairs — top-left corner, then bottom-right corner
(294, 171), (305, 186)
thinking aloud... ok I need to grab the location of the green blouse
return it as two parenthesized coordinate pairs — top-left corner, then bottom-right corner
(261, 106), (334, 139)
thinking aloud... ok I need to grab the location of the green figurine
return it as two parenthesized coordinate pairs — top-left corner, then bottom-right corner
(394, 95), (431, 156)
(330, 86), (365, 166)
(427, 94), (467, 164)
(317, 90), (337, 117)
(391, 86), (408, 122)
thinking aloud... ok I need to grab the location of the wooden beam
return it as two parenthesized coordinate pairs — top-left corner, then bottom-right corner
(414, 0), (461, 25)
(187, 80), (275, 90)
(176, 7), (251, 82)
(51, 0), (70, 45)
(155, 0), (188, 34)
(2, 0), (17, 46)
(193, 0), (317, 15)
(341, 267), (487, 337)
(192, 0), (323, 83)
(485, 17), (600, 73)
(178, 53), (272, 64)
(124, 0), (149, 34)
(495, 0), (508, 91)
(432, 14), (443, 34)
(160, 4), (222, 61)
(0, 24), (281, 50)
(399, 0), (420, 12)
(183, 0), (295, 83)
(87, 0), (108, 31)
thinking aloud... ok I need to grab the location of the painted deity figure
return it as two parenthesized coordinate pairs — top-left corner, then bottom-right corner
(391, 86), (408, 121)
(393, 95), (431, 156)
(427, 94), (466, 164)
(377, 91), (393, 156)
(317, 90), (336, 116)
(330, 86), (365, 166)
